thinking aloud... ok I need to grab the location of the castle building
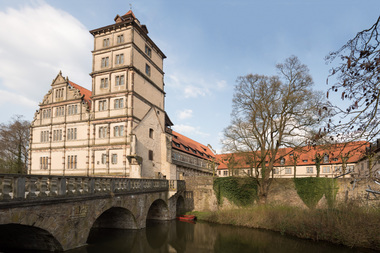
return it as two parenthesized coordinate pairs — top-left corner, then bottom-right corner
(216, 142), (368, 178)
(28, 11), (214, 179)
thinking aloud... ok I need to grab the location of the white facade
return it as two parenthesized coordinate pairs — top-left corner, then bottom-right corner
(29, 11), (175, 179)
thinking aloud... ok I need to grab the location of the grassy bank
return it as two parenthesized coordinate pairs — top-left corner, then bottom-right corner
(190, 203), (380, 250)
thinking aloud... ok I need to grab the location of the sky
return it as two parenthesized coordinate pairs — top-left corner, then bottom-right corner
(0, 0), (379, 153)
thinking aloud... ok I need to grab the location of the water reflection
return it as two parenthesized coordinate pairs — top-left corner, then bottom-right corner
(67, 220), (376, 253)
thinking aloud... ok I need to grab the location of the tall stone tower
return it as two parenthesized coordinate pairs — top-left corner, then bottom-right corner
(29, 11), (176, 179)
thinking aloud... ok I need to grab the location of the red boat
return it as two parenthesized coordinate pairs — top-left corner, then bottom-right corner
(177, 215), (197, 222)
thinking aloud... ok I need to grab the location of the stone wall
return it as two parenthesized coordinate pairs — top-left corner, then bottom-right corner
(185, 177), (380, 212)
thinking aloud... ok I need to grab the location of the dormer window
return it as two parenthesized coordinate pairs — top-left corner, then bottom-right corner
(323, 154), (329, 163)
(280, 157), (285, 165)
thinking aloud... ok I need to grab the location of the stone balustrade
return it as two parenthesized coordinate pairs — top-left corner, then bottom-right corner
(0, 174), (184, 202)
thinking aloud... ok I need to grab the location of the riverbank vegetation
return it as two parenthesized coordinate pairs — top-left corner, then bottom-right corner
(191, 203), (380, 250)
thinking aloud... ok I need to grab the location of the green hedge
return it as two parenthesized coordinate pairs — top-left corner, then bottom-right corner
(293, 177), (338, 209)
(213, 177), (257, 207)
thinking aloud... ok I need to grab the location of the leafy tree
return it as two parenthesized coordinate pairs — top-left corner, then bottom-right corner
(326, 16), (380, 141)
(223, 56), (327, 204)
(0, 115), (30, 174)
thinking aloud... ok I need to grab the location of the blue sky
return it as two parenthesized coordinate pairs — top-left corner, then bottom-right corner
(0, 0), (379, 153)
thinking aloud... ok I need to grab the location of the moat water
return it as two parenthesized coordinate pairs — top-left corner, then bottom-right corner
(69, 220), (375, 253)
(2, 220), (377, 253)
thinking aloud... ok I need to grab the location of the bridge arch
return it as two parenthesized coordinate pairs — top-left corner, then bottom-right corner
(92, 207), (138, 229)
(0, 224), (63, 251)
(176, 195), (185, 215)
(146, 199), (169, 220)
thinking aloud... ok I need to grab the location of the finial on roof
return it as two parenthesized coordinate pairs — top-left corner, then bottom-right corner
(59, 70), (62, 75)
(129, 3), (132, 10)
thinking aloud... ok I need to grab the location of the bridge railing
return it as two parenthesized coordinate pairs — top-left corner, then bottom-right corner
(0, 174), (173, 201)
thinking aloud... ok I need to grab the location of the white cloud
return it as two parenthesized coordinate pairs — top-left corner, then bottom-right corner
(166, 71), (227, 99)
(0, 1), (92, 121)
(172, 124), (209, 138)
(178, 109), (193, 120)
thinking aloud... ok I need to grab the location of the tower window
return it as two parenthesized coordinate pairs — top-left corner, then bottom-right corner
(103, 38), (110, 47)
(101, 57), (109, 68)
(115, 54), (124, 65)
(100, 78), (109, 88)
(115, 75), (125, 86)
(114, 98), (124, 109)
(117, 34), (124, 44)
(101, 154), (107, 164)
(149, 150), (153, 160)
(149, 128), (154, 138)
(40, 156), (49, 170)
(114, 125), (124, 137)
(145, 45), (152, 57)
(145, 64), (151, 76)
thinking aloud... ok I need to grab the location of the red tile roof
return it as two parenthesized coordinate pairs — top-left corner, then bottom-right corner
(216, 141), (368, 170)
(68, 81), (92, 109)
(172, 131), (215, 161)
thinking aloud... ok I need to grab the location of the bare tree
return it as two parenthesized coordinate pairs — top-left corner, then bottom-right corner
(326, 16), (380, 141)
(0, 115), (30, 174)
(223, 56), (326, 204)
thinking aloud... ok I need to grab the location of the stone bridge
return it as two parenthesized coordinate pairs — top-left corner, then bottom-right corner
(0, 174), (187, 251)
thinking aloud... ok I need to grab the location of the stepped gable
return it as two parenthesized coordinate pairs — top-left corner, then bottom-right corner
(172, 131), (215, 160)
(68, 81), (92, 109)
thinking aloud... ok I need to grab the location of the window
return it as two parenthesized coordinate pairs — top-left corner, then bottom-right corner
(218, 171), (221, 175)
(322, 166), (330, 173)
(114, 125), (124, 137)
(99, 100), (107, 111)
(42, 109), (51, 119)
(101, 154), (107, 164)
(114, 98), (124, 109)
(115, 75), (125, 86)
(334, 166), (342, 173)
(67, 155), (77, 169)
(101, 57), (109, 68)
(40, 157), (48, 170)
(280, 158), (285, 165)
(145, 45), (152, 57)
(55, 88), (64, 99)
(145, 64), (151, 76)
(67, 105), (78, 115)
(273, 168), (279, 174)
(100, 78), (109, 88)
(40, 130), (49, 142)
(223, 171), (228, 176)
(111, 154), (117, 164)
(323, 154), (329, 163)
(306, 167), (313, 173)
(347, 165), (354, 172)
(149, 128), (154, 138)
(117, 34), (124, 44)
(115, 54), (124, 65)
(103, 38), (110, 47)
(285, 167), (292, 174)
(149, 150), (153, 160)
(67, 128), (77, 140)
(55, 106), (64, 117)
(302, 159), (308, 163)
(53, 129), (62, 141)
